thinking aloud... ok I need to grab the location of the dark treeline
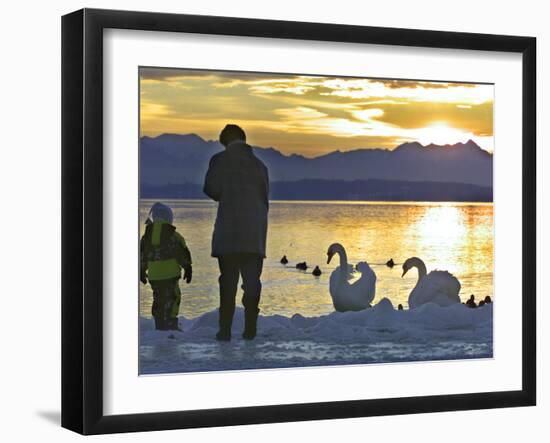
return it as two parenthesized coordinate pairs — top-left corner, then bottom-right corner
(141, 179), (493, 202)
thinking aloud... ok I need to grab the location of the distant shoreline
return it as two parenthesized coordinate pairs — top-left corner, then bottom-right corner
(141, 178), (493, 203)
(140, 198), (493, 205)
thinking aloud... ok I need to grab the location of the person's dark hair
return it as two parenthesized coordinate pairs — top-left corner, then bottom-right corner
(219, 124), (246, 147)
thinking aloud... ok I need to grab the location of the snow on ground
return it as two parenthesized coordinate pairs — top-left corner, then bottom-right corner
(139, 298), (493, 374)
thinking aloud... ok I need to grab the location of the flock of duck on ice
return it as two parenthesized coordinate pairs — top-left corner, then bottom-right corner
(280, 243), (492, 313)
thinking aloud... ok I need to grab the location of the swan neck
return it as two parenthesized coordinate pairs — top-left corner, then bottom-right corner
(414, 260), (427, 282)
(336, 247), (348, 278)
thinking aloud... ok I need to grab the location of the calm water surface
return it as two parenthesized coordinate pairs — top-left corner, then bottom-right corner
(139, 200), (493, 318)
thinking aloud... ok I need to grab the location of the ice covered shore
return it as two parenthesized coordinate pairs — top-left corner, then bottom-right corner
(139, 298), (493, 374)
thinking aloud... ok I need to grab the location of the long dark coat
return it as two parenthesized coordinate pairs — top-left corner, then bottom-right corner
(203, 141), (269, 257)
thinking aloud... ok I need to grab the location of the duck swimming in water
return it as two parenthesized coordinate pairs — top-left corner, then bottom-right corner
(312, 266), (322, 276)
(296, 262), (308, 271)
(386, 258), (395, 268)
(280, 255), (288, 265)
(466, 294), (477, 308)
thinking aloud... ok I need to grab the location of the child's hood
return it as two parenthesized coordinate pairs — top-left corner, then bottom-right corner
(147, 202), (173, 224)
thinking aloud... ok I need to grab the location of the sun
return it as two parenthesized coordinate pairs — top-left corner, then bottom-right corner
(415, 122), (470, 146)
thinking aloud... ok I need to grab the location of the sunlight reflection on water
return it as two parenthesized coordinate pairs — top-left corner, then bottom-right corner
(139, 200), (493, 318)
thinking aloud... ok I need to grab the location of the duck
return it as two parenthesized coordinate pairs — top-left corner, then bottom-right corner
(296, 262), (308, 271)
(386, 258), (395, 268)
(327, 243), (376, 312)
(312, 266), (322, 277)
(478, 300), (486, 307)
(466, 294), (477, 308)
(484, 295), (492, 304)
(397, 303), (404, 311)
(402, 257), (461, 309)
(280, 255), (288, 265)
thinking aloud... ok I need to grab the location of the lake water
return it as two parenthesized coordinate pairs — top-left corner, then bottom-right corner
(139, 200), (493, 319)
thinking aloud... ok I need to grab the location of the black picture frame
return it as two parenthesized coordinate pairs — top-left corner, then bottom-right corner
(61, 8), (537, 435)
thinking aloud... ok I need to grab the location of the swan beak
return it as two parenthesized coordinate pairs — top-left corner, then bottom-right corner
(327, 253), (333, 264)
(401, 269), (407, 278)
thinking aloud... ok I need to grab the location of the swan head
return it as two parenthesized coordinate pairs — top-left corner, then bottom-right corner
(402, 257), (426, 278)
(327, 243), (342, 265)
(401, 262), (410, 277)
(326, 243), (345, 264)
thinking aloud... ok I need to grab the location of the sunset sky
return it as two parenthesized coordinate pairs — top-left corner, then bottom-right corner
(140, 68), (494, 157)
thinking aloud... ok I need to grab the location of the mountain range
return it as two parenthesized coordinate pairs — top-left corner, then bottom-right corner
(140, 133), (493, 201)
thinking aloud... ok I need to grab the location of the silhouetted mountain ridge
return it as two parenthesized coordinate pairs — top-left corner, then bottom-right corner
(140, 133), (493, 188)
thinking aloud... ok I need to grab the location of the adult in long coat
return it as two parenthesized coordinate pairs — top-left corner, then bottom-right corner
(203, 124), (269, 341)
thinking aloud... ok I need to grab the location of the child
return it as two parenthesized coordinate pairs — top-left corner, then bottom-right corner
(140, 202), (192, 330)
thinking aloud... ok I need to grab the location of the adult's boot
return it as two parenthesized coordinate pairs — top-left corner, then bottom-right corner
(216, 307), (233, 341)
(242, 308), (260, 340)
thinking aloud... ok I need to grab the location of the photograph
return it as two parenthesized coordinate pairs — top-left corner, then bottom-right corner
(138, 67), (495, 375)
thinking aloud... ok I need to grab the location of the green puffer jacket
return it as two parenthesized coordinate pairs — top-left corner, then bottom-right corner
(140, 221), (192, 281)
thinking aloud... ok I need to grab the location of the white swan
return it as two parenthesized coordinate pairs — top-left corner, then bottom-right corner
(327, 243), (376, 312)
(402, 257), (461, 309)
